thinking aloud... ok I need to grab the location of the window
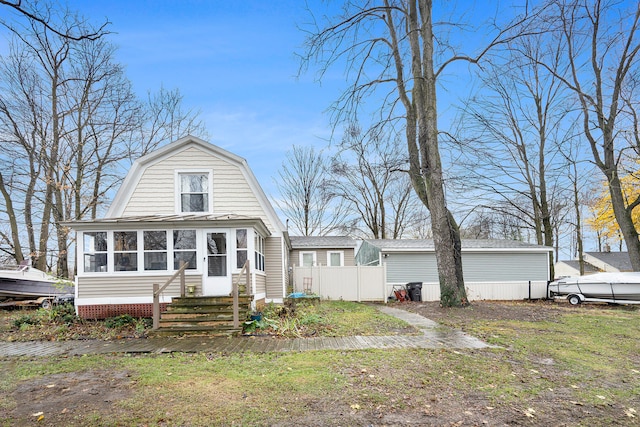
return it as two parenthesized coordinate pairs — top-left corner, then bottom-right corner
(144, 231), (167, 270)
(179, 173), (209, 212)
(300, 251), (316, 267)
(328, 251), (344, 267)
(255, 234), (265, 271)
(207, 232), (227, 276)
(236, 229), (248, 269)
(114, 231), (138, 271)
(83, 232), (107, 273)
(173, 230), (197, 270)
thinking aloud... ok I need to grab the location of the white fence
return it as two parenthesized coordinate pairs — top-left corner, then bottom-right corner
(293, 264), (548, 302)
(293, 265), (387, 302)
(387, 280), (549, 301)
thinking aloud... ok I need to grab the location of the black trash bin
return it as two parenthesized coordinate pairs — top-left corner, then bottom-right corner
(406, 282), (423, 302)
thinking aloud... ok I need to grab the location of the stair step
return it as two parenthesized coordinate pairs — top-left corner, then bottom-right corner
(160, 312), (250, 321)
(171, 296), (251, 306)
(158, 318), (243, 328)
(165, 306), (250, 314)
(150, 325), (242, 337)
(156, 294), (253, 336)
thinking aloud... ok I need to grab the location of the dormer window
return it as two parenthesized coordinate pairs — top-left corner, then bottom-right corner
(178, 172), (211, 213)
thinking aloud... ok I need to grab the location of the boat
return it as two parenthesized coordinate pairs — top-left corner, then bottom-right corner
(0, 263), (74, 300)
(548, 272), (640, 305)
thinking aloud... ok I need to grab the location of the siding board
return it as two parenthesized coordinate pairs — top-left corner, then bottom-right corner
(290, 248), (356, 267)
(385, 253), (438, 283)
(122, 147), (276, 232)
(462, 253), (549, 281)
(385, 251), (549, 283)
(78, 275), (203, 298)
(265, 236), (284, 300)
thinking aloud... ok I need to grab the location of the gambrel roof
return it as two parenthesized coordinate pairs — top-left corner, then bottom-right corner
(105, 135), (285, 233)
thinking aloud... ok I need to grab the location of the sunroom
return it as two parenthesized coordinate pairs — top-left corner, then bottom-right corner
(68, 214), (270, 318)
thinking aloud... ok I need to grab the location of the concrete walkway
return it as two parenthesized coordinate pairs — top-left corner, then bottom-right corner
(0, 306), (493, 358)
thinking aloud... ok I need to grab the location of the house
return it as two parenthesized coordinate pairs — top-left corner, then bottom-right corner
(289, 235), (357, 267)
(66, 136), (290, 319)
(583, 251), (633, 272)
(554, 260), (601, 278)
(289, 236), (385, 301)
(356, 239), (553, 301)
(555, 251), (633, 278)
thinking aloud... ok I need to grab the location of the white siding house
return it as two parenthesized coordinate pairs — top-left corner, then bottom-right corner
(356, 239), (553, 301)
(289, 236), (358, 267)
(65, 136), (290, 319)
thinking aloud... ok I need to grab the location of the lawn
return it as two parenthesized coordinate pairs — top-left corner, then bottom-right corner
(1, 300), (639, 426)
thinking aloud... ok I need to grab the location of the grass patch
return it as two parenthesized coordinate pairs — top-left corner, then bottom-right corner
(250, 300), (416, 337)
(1, 302), (639, 425)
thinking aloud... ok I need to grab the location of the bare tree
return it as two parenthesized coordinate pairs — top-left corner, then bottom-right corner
(0, 0), (110, 41)
(0, 7), (206, 275)
(275, 145), (347, 236)
(455, 34), (573, 279)
(301, 1), (532, 306)
(328, 124), (423, 239)
(532, 0), (640, 270)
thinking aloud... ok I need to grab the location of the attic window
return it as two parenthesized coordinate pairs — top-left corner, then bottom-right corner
(179, 173), (209, 213)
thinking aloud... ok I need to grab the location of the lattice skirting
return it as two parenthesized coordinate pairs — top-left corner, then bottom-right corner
(78, 303), (167, 319)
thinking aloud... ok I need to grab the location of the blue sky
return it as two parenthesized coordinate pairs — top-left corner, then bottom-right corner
(67, 0), (345, 197)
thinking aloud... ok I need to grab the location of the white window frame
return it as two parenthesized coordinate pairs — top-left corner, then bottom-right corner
(299, 251), (317, 267)
(80, 229), (208, 276)
(327, 250), (344, 267)
(175, 169), (213, 214)
(172, 229), (198, 271)
(143, 230), (168, 271)
(113, 231), (139, 272)
(82, 231), (108, 273)
(255, 233), (265, 272)
(235, 229), (249, 270)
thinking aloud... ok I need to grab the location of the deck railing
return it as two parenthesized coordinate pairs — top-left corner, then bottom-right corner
(152, 261), (188, 329)
(232, 259), (251, 328)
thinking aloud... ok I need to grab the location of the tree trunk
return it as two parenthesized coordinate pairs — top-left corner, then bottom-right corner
(608, 171), (640, 269)
(0, 172), (23, 263)
(572, 165), (584, 275)
(416, 0), (467, 305)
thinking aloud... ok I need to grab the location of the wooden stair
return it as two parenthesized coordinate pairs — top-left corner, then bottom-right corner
(152, 295), (252, 336)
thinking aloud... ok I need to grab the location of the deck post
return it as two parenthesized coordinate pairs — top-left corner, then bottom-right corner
(180, 261), (186, 297)
(246, 260), (251, 296)
(232, 275), (239, 329)
(153, 283), (160, 330)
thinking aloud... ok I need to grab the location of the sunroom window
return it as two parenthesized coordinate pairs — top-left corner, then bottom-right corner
(179, 173), (209, 212)
(114, 231), (138, 271)
(144, 231), (167, 270)
(83, 232), (107, 273)
(236, 229), (248, 269)
(173, 230), (197, 270)
(255, 234), (265, 271)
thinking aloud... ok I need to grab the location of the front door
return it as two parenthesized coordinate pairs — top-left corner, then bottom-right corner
(203, 230), (231, 296)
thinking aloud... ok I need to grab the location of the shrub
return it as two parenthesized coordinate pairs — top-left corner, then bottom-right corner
(49, 303), (78, 324)
(13, 313), (39, 329)
(105, 314), (136, 328)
